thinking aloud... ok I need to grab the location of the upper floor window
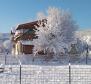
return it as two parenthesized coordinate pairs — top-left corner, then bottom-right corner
(26, 29), (35, 34)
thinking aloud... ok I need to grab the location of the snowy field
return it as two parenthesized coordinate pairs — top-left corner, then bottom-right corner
(0, 52), (91, 65)
(0, 65), (91, 84)
(0, 54), (91, 84)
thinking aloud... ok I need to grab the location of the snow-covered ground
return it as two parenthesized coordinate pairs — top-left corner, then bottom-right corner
(0, 52), (91, 65)
(0, 65), (91, 84)
(0, 54), (90, 84)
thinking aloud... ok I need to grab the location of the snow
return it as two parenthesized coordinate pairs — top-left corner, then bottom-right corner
(21, 40), (33, 45)
(0, 33), (11, 53)
(1, 7), (91, 83)
(33, 7), (78, 56)
(0, 51), (91, 65)
(15, 30), (21, 36)
(83, 35), (91, 45)
(75, 30), (91, 51)
(0, 53), (90, 84)
(0, 64), (91, 84)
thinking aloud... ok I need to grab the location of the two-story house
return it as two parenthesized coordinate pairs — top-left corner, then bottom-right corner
(11, 19), (46, 55)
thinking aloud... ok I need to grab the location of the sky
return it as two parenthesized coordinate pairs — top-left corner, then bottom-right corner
(0, 0), (91, 33)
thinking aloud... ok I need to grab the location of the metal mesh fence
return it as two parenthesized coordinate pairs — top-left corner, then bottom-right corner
(21, 65), (69, 84)
(0, 53), (91, 84)
(0, 51), (90, 65)
(0, 65), (20, 84)
(0, 65), (91, 84)
(71, 65), (91, 84)
(0, 54), (18, 65)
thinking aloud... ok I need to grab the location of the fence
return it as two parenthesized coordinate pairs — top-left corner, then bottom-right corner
(0, 65), (91, 84)
(0, 52), (90, 65)
(0, 53), (19, 65)
(0, 52), (91, 84)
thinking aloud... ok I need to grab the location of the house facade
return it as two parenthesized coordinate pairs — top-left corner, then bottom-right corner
(11, 19), (46, 55)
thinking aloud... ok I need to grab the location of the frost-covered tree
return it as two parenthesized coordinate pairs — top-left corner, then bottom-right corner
(33, 7), (78, 58)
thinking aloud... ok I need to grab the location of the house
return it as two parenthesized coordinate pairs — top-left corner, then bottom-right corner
(11, 19), (46, 55)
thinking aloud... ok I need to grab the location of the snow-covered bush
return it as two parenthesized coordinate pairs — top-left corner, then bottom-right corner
(74, 38), (86, 54)
(0, 44), (4, 53)
(76, 31), (91, 53)
(3, 40), (12, 54)
(33, 7), (78, 60)
(76, 30), (91, 50)
(82, 36), (91, 49)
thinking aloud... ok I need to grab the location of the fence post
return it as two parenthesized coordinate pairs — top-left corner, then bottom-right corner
(69, 63), (71, 84)
(5, 53), (7, 65)
(19, 61), (21, 84)
(86, 44), (89, 64)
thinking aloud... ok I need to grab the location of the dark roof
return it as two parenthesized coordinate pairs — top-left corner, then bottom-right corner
(16, 21), (38, 30)
(16, 19), (47, 30)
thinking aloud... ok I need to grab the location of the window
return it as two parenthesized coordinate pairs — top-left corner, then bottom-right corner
(26, 29), (35, 34)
